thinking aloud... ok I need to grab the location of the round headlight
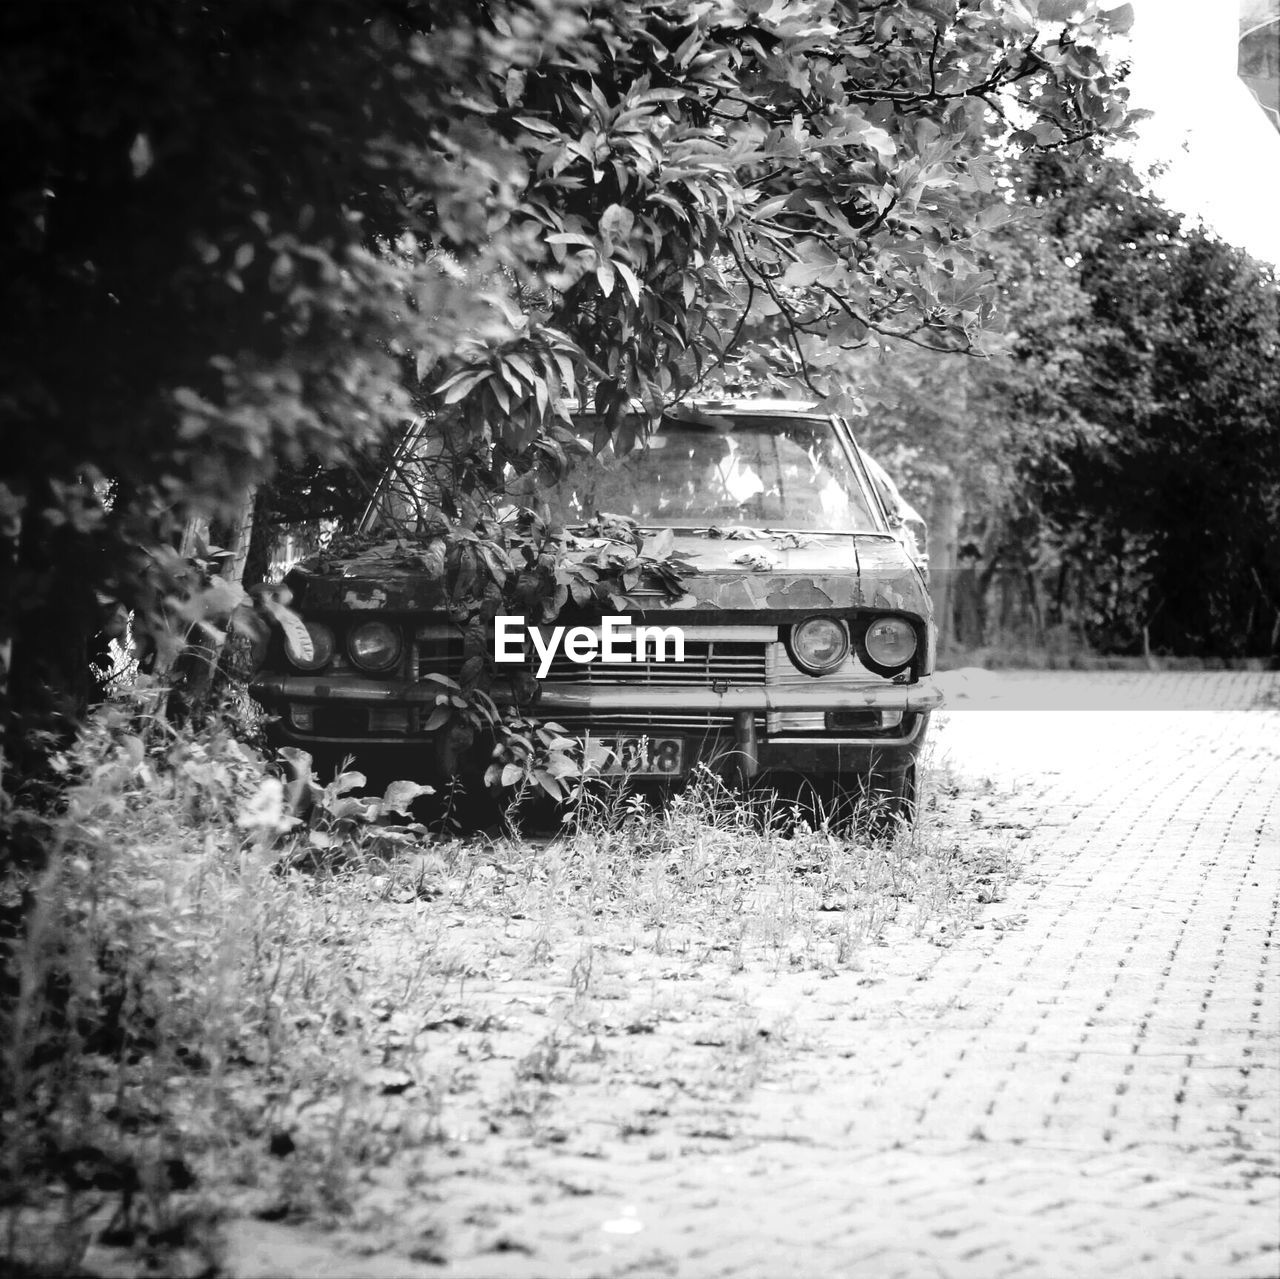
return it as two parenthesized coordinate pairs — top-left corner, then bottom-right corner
(863, 616), (917, 670)
(789, 616), (850, 674)
(285, 621), (335, 672)
(348, 621), (403, 672)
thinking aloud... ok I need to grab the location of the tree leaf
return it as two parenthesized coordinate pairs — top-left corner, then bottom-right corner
(421, 706), (451, 732)
(599, 203), (635, 246)
(534, 769), (564, 800)
(328, 770), (368, 798)
(325, 796), (377, 821)
(129, 132), (154, 178)
(514, 115), (560, 137)
(438, 370), (490, 403)
(1102, 3), (1134, 34)
(260, 595), (313, 663)
(614, 260), (642, 304)
(381, 780), (436, 813)
(646, 527), (675, 559)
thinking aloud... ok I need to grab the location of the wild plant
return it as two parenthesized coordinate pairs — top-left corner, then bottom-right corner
(0, 695), (448, 1270)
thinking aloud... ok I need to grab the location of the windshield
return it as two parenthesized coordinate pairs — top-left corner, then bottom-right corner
(369, 411), (883, 535)
(515, 413), (881, 533)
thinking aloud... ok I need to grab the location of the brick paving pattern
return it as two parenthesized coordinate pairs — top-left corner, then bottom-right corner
(492, 674), (1277, 1278)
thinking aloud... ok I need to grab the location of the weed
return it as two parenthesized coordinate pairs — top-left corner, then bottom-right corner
(569, 944), (596, 999)
(514, 1031), (571, 1086)
(0, 696), (452, 1270)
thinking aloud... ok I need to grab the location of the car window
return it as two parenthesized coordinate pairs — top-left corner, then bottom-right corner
(368, 411), (882, 535)
(514, 413), (882, 533)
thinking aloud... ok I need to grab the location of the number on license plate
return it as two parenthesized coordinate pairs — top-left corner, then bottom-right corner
(584, 735), (685, 777)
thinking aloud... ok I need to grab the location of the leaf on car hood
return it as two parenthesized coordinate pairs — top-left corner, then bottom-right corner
(732, 549), (779, 570)
(260, 593), (313, 663)
(707, 525), (770, 540)
(646, 527), (675, 559)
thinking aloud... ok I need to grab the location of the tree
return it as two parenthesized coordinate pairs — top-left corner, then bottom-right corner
(0, 0), (1136, 780)
(1018, 157), (1280, 656)
(784, 148), (1100, 649)
(833, 151), (1280, 659)
(417, 0), (1138, 434)
(2, 0), (593, 774)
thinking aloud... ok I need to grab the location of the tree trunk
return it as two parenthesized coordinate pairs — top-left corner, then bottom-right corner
(1026, 568), (1044, 646)
(168, 484), (258, 720)
(953, 565), (983, 647)
(221, 484), (258, 588)
(927, 473), (962, 659)
(241, 491), (275, 589)
(0, 508), (15, 800)
(3, 518), (106, 784)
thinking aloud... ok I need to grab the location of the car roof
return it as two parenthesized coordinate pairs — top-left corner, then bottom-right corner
(677, 397), (823, 415)
(571, 397), (829, 419)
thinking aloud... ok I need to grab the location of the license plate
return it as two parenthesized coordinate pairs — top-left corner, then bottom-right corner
(584, 734), (686, 777)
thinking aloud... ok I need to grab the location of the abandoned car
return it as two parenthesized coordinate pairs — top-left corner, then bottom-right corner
(249, 400), (941, 822)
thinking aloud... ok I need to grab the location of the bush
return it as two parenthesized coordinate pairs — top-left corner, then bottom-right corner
(0, 697), (433, 1268)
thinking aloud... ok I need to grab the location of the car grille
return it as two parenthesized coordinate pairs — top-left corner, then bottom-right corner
(413, 642), (768, 688)
(416, 642), (464, 684)
(539, 639), (768, 686)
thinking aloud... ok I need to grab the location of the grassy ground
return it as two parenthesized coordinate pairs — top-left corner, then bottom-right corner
(1, 705), (1020, 1276)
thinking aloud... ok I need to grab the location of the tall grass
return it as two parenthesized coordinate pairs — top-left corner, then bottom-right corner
(478, 763), (996, 973)
(0, 704), (416, 1272)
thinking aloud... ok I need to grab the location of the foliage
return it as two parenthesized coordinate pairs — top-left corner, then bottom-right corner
(237, 747), (440, 869)
(810, 150), (1280, 658)
(1013, 157), (1280, 655)
(305, 505), (698, 715)
(404, 0), (1138, 491)
(0, 700), (459, 1265)
(1, 0), (1136, 773)
(0, 0), (591, 761)
(484, 711), (587, 805)
(843, 192), (1093, 508)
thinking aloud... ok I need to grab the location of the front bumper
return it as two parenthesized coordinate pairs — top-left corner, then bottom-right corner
(250, 673), (943, 715)
(250, 673), (943, 781)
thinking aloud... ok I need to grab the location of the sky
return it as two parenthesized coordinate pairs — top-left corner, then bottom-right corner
(1121, 0), (1280, 266)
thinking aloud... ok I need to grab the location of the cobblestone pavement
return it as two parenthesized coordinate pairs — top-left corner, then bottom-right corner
(226, 673), (1280, 1279)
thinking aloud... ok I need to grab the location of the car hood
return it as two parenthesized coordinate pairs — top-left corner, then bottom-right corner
(635, 531), (926, 614)
(288, 529), (929, 618)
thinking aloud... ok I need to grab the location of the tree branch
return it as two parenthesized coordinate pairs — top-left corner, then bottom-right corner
(734, 235), (825, 397)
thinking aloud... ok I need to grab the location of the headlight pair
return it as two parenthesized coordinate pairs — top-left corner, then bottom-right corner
(284, 620), (403, 673)
(788, 614), (918, 676)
